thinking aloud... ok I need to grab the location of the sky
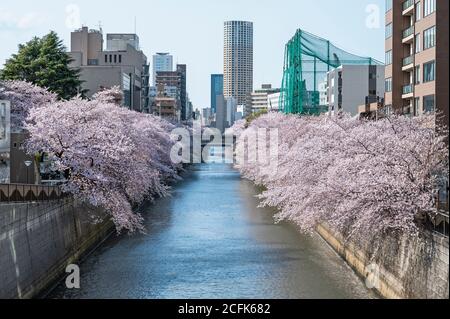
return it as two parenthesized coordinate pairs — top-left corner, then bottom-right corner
(0, 0), (386, 110)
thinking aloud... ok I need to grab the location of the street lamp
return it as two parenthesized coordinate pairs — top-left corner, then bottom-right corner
(24, 160), (32, 184)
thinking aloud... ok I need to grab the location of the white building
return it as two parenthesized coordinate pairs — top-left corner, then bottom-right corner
(247, 84), (280, 115)
(327, 65), (385, 116)
(152, 53), (173, 85)
(267, 92), (281, 112)
(318, 77), (328, 107)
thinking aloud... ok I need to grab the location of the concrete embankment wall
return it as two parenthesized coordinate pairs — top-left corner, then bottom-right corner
(317, 224), (449, 299)
(0, 199), (114, 299)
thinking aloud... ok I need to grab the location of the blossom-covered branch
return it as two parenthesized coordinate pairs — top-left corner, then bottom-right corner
(233, 112), (449, 240)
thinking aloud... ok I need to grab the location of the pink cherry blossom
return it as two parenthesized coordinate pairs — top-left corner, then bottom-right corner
(0, 80), (57, 131)
(233, 112), (449, 241)
(2, 82), (180, 233)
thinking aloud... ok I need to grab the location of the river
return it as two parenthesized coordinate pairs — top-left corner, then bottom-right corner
(48, 162), (376, 299)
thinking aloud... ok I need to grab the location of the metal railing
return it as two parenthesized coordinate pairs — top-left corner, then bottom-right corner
(403, 55), (414, 66)
(402, 84), (413, 95)
(426, 211), (449, 237)
(403, 0), (415, 11)
(403, 25), (414, 39)
(0, 183), (65, 202)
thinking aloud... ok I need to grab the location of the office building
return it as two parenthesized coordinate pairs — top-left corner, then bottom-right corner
(246, 84), (280, 115)
(384, 0), (448, 126)
(153, 53), (173, 85)
(223, 21), (253, 106)
(177, 64), (188, 121)
(226, 97), (237, 128)
(215, 95), (227, 134)
(211, 74), (224, 113)
(69, 26), (150, 112)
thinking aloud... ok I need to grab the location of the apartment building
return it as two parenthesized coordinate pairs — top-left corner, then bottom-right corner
(384, 0), (448, 127)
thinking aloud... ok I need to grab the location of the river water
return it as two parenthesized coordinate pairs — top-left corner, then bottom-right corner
(48, 162), (376, 299)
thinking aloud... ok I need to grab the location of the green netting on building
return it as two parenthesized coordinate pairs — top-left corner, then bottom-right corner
(280, 29), (383, 115)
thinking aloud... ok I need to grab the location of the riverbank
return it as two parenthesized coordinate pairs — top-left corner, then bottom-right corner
(317, 224), (449, 299)
(0, 199), (114, 299)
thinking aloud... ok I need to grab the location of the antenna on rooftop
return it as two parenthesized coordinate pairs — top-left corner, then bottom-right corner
(97, 21), (103, 34)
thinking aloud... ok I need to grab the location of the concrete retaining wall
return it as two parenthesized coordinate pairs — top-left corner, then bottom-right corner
(317, 224), (449, 299)
(0, 199), (114, 299)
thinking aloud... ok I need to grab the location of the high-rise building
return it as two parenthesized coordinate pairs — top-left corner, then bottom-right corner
(384, 0), (448, 127)
(223, 21), (253, 106)
(152, 53), (173, 85)
(210, 74), (223, 114)
(177, 64), (188, 121)
(68, 27), (150, 112)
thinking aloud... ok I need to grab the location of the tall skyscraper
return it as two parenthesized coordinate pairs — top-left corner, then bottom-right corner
(152, 53), (173, 85)
(210, 74), (223, 114)
(223, 21), (253, 106)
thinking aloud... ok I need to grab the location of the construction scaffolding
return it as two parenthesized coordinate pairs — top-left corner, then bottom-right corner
(280, 29), (382, 115)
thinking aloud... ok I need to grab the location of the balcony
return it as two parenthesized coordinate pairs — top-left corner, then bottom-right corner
(402, 25), (414, 44)
(402, 55), (414, 71)
(402, 84), (414, 99)
(402, 0), (415, 15)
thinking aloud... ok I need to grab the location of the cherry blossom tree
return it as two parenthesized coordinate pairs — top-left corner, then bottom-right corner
(233, 112), (449, 241)
(0, 80), (57, 131)
(1, 81), (180, 233)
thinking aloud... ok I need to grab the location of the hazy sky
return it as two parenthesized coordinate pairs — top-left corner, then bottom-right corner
(1, 0), (385, 109)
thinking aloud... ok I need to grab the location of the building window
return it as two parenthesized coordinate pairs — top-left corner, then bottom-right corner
(385, 23), (392, 39)
(386, 0), (392, 12)
(105, 55), (108, 63)
(415, 34), (421, 53)
(384, 105), (392, 116)
(385, 50), (392, 65)
(414, 97), (421, 116)
(385, 78), (392, 92)
(109, 55), (112, 63)
(119, 55), (122, 63)
(423, 61), (435, 82)
(424, 26), (436, 50)
(423, 95), (435, 113)
(415, 2), (421, 21)
(424, 0), (436, 17)
(414, 65), (421, 84)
